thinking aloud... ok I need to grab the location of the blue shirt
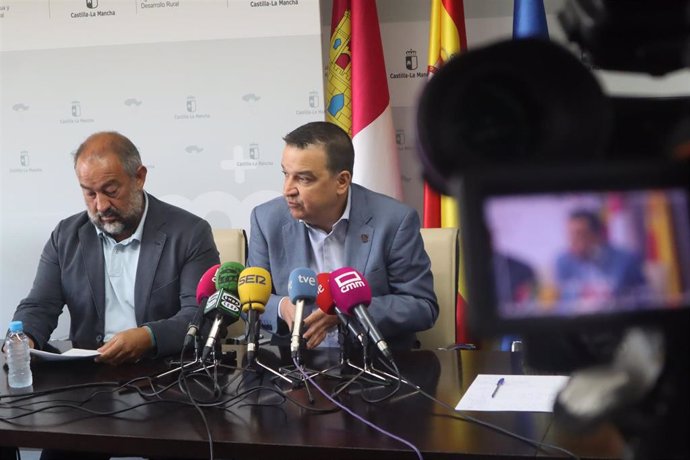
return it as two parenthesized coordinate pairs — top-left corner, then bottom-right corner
(97, 194), (149, 342)
(279, 191), (352, 347)
(555, 243), (648, 312)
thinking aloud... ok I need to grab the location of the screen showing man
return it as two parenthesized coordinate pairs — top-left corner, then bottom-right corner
(484, 188), (690, 320)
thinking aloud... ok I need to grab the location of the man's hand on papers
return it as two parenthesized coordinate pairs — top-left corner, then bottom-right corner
(96, 327), (152, 365)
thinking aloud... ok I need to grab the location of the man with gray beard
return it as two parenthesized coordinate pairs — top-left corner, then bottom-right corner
(9, 131), (219, 366)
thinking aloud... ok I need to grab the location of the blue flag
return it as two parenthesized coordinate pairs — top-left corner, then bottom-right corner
(513, 0), (549, 39)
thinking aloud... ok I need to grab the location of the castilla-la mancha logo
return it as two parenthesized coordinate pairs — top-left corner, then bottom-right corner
(405, 49), (418, 71)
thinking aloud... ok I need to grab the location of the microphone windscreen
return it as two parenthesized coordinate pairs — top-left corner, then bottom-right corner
(196, 264), (220, 304)
(288, 268), (317, 304)
(216, 261), (245, 294)
(238, 267), (272, 313)
(316, 273), (335, 314)
(329, 267), (372, 315)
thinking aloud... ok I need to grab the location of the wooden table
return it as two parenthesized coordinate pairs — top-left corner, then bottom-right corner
(1, 346), (623, 459)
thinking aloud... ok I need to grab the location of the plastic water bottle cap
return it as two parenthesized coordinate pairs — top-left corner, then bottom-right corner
(9, 321), (23, 333)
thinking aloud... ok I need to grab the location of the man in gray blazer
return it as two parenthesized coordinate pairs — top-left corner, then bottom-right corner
(11, 131), (219, 365)
(247, 121), (438, 350)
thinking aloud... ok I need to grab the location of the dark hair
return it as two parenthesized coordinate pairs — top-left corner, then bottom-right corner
(283, 121), (354, 175)
(569, 208), (604, 235)
(73, 131), (142, 177)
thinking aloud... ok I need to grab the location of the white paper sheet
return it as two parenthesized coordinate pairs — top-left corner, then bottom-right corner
(456, 374), (570, 412)
(30, 347), (100, 362)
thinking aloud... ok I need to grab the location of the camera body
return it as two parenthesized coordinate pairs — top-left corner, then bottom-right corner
(416, 29), (690, 343)
(415, 2), (689, 457)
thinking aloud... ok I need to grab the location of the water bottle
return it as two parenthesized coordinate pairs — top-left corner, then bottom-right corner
(5, 320), (33, 388)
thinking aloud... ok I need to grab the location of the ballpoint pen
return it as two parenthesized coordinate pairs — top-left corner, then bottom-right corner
(491, 377), (505, 398)
(437, 343), (477, 351)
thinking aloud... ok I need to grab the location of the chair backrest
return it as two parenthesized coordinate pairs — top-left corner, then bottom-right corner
(416, 227), (459, 350)
(211, 228), (248, 338)
(212, 228), (248, 266)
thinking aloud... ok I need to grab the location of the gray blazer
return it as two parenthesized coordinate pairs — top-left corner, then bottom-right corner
(13, 193), (220, 357)
(247, 184), (438, 349)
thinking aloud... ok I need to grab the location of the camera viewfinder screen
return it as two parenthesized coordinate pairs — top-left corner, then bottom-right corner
(484, 188), (690, 320)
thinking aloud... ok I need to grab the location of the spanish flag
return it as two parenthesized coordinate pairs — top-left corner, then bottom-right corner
(424, 0), (467, 230)
(326, 0), (402, 200)
(424, 0), (469, 343)
(646, 191), (683, 300)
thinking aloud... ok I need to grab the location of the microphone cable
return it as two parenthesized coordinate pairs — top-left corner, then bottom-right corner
(0, 381), (202, 424)
(214, 360), (289, 411)
(363, 357), (402, 403)
(177, 345), (216, 460)
(375, 358), (581, 460)
(0, 381), (121, 404)
(173, 344), (292, 460)
(269, 374), (342, 414)
(0, 358), (286, 460)
(291, 356), (424, 460)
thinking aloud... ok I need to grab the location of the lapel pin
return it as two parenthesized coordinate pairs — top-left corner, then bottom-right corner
(361, 234), (369, 243)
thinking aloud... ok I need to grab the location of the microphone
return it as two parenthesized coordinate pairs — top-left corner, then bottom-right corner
(238, 267), (272, 364)
(329, 267), (393, 361)
(316, 273), (365, 346)
(200, 261), (244, 362)
(288, 268), (317, 358)
(184, 264), (220, 350)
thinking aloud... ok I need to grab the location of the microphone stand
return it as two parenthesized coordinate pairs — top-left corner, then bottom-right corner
(158, 328), (236, 381)
(155, 357), (203, 380)
(251, 351), (298, 387)
(333, 334), (395, 397)
(199, 326), (241, 382)
(279, 320), (345, 400)
(277, 347), (318, 403)
(305, 323), (355, 378)
(157, 344), (241, 406)
(157, 333), (206, 380)
(243, 307), (297, 386)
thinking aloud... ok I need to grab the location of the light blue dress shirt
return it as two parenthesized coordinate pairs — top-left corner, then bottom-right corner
(280, 191), (351, 348)
(97, 194), (149, 342)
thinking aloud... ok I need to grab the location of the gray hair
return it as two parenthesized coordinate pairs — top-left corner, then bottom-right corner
(73, 131), (142, 177)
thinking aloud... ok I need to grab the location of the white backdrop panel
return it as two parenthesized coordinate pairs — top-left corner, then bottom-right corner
(0, 0), (323, 337)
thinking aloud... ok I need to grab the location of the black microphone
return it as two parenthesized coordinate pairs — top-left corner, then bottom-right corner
(200, 261), (244, 362)
(329, 267), (393, 361)
(184, 264), (220, 350)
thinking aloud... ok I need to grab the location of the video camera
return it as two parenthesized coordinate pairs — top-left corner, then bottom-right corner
(417, 0), (690, 338)
(415, 1), (689, 457)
